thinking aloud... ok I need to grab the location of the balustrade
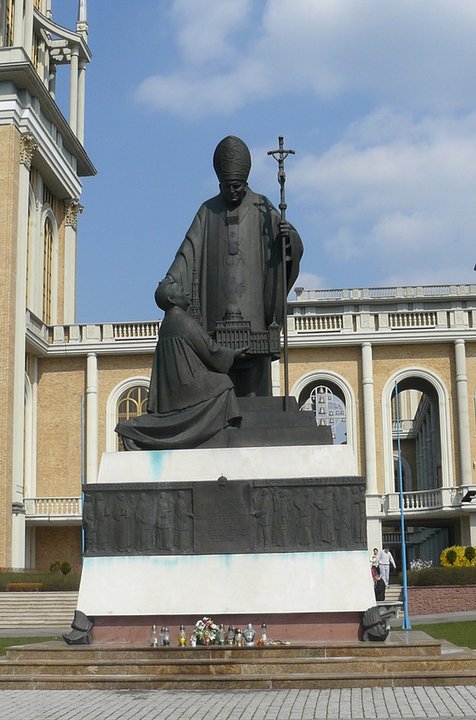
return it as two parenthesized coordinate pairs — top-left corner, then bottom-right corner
(294, 315), (343, 332)
(384, 487), (462, 514)
(389, 312), (437, 329)
(24, 497), (82, 518)
(113, 322), (159, 339)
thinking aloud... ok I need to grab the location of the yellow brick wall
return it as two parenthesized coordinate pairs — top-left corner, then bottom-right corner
(36, 356), (85, 497)
(35, 526), (82, 572)
(0, 125), (20, 566)
(34, 353), (154, 494)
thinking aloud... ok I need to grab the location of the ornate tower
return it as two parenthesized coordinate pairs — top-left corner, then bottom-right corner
(0, 0), (95, 567)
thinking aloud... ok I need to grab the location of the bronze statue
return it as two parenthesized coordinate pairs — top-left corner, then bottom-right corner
(159, 135), (303, 397)
(116, 136), (304, 451)
(116, 279), (244, 449)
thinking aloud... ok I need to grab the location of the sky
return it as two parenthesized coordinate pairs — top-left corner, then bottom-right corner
(53, 1), (476, 324)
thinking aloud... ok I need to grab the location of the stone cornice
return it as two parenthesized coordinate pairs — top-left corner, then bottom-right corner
(0, 96), (84, 197)
(0, 48), (96, 177)
(288, 328), (476, 348)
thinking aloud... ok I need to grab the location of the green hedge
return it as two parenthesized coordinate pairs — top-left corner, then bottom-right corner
(0, 571), (80, 592)
(400, 566), (476, 586)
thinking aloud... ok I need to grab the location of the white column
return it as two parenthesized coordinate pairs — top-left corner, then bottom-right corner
(11, 508), (26, 568)
(454, 339), (472, 486)
(86, 353), (98, 483)
(24, 356), (38, 500)
(23, 0), (34, 56)
(415, 435), (421, 490)
(13, 0), (24, 46)
(11, 133), (37, 568)
(77, 59), (87, 144)
(460, 512), (476, 546)
(63, 199), (82, 323)
(48, 62), (57, 99)
(69, 46), (79, 135)
(422, 417), (429, 490)
(361, 342), (377, 493)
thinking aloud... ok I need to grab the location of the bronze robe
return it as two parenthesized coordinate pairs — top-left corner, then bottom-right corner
(116, 306), (241, 449)
(162, 188), (303, 336)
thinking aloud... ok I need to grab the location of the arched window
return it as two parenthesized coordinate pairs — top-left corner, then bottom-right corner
(382, 369), (452, 494)
(299, 384), (347, 444)
(116, 385), (149, 451)
(42, 216), (53, 324)
(105, 377), (150, 452)
(291, 371), (355, 449)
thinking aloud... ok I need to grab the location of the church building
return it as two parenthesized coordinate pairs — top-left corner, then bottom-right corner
(1, 1), (475, 574)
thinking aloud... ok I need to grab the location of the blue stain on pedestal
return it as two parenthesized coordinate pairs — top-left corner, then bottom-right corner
(147, 450), (168, 481)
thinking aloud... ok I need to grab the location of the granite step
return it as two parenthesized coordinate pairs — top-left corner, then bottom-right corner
(0, 668), (476, 690)
(3, 639), (443, 661)
(0, 639), (475, 689)
(0, 653), (475, 677)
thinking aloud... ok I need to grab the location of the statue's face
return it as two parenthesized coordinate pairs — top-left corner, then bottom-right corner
(219, 179), (247, 208)
(171, 287), (190, 311)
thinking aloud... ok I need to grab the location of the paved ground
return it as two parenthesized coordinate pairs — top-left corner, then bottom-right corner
(1, 613), (476, 719)
(0, 686), (476, 719)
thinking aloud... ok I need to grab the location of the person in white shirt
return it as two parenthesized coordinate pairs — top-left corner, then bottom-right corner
(377, 548), (396, 587)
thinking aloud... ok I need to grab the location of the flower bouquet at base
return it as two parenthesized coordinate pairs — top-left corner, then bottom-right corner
(191, 616), (220, 645)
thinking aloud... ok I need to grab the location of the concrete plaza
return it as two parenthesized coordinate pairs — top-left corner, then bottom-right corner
(0, 686), (476, 719)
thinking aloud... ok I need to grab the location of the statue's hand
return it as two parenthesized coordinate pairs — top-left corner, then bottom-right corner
(234, 346), (249, 359)
(279, 221), (291, 239)
(279, 222), (292, 260)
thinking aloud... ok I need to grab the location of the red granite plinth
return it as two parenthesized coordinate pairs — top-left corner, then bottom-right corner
(91, 612), (362, 644)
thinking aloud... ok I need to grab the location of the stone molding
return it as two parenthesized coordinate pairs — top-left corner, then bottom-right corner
(64, 198), (83, 229)
(19, 133), (38, 168)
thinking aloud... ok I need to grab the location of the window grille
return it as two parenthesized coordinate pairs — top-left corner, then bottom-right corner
(299, 384), (347, 444)
(117, 386), (149, 423)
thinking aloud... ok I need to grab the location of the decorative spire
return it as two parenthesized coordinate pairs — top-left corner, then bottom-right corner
(76, 0), (88, 38)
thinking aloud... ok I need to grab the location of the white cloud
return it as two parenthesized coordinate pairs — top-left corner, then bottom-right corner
(137, 0), (476, 117)
(170, 0), (252, 65)
(290, 110), (476, 286)
(293, 272), (326, 294)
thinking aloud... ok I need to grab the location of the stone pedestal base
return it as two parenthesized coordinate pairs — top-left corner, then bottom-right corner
(92, 612), (363, 644)
(78, 446), (375, 644)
